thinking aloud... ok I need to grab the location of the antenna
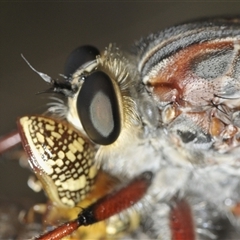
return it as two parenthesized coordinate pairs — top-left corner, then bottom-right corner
(21, 54), (53, 84)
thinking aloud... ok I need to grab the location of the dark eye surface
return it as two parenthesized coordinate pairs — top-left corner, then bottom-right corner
(177, 130), (196, 143)
(77, 71), (121, 145)
(64, 45), (100, 78)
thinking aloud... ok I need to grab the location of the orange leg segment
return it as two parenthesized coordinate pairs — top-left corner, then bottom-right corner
(36, 172), (153, 240)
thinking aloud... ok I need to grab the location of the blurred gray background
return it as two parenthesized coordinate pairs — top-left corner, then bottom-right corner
(1, 2), (240, 202)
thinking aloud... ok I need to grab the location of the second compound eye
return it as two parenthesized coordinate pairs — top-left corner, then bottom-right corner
(64, 45), (100, 78)
(77, 71), (121, 145)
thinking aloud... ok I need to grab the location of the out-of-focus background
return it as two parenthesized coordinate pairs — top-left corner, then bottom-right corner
(1, 2), (240, 203)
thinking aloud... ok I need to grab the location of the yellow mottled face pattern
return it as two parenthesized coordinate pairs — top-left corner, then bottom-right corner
(18, 116), (97, 208)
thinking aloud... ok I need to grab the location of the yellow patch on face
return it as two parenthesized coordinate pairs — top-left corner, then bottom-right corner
(89, 166), (98, 179)
(66, 150), (76, 162)
(58, 150), (65, 159)
(68, 143), (77, 153)
(45, 124), (55, 131)
(36, 132), (44, 144)
(51, 131), (61, 139)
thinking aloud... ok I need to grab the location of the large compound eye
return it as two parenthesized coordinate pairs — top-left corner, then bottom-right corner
(64, 45), (100, 78)
(77, 71), (121, 145)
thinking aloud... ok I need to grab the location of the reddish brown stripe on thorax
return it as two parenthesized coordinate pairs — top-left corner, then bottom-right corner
(146, 40), (234, 106)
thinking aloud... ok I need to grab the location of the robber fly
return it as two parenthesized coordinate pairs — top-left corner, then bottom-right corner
(1, 18), (240, 240)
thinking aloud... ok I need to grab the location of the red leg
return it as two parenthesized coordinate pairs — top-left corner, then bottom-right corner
(35, 172), (152, 240)
(231, 202), (240, 216)
(169, 199), (195, 240)
(0, 130), (21, 154)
